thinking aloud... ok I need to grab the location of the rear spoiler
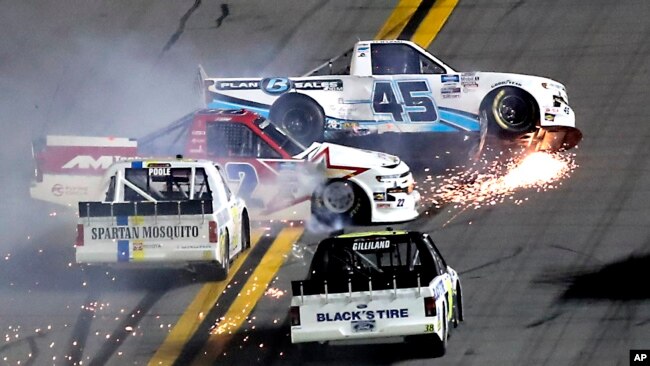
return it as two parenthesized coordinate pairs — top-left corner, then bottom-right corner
(79, 200), (213, 218)
(291, 270), (430, 297)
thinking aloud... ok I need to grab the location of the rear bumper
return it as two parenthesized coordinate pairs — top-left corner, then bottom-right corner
(370, 190), (420, 223)
(291, 318), (440, 344)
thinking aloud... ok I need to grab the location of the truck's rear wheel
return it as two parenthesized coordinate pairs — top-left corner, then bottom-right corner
(270, 95), (324, 146)
(241, 212), (251, 251)
(215, 231), (230, 281)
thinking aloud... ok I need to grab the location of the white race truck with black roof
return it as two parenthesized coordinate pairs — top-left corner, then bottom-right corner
(75, 158), (250, 280)
(289, 230), (463, 357)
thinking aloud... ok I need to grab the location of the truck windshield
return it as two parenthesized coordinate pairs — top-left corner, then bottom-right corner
(254, 117), (306, 156)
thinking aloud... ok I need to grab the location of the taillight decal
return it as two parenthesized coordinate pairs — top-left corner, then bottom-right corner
(424, 296), (437, 317)
(290, 306), (301, 326)
(209, 221), (218, 243)
(75, 224), (84, 247)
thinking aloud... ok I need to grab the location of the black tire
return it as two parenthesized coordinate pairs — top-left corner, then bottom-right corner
(215, 231), (230, 281)
(269, 95), (324, 146)
(297, 341), (326, 361)
(484, 87), (537, 136)
(452, 291), (461, 328)
(241, 212), (251, 251)
(432, 308), (448, 357)
(311, 180), (369, 226)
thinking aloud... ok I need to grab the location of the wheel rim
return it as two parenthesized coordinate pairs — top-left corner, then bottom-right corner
(494, 94), (531, 130)
(322, 181), (355, 214)
(283, 109), (312, 140)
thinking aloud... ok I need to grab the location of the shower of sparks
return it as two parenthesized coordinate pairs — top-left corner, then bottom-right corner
(424, 151), (577, 210)
(264, 287), (285, 299)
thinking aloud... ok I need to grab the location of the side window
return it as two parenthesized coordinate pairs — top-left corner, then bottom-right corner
(419, 54), (446, 74)
(193, 168), (212, 200)
(124, 168), (150, 201)
(104, 176), (116, 201)
(214, 165), (233, 201)
(372, 44), (420, 75)
(206, 122), (281, 158)
(371, 43), (445, 75)
(423, 235), (446, 275)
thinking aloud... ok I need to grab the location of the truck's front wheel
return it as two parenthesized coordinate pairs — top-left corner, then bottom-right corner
(270, 95), (324, 146)
(311, 180), (368, 226)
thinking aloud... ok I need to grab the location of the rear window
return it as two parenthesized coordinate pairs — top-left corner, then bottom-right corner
(309, 234), (436, 282)
(122, 166), (212, 201)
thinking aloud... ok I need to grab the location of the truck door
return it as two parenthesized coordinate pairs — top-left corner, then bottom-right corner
(370, 43), (447, 129)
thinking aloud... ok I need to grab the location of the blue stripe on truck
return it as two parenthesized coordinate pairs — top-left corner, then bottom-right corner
(117, 240), (129, 262)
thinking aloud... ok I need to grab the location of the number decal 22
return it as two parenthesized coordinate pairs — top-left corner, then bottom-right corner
(372, 80), (439, 122)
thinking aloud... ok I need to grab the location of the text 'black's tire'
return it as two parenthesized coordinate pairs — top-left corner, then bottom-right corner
(270, 95), (324, 146)
(486, 86), (538, 136)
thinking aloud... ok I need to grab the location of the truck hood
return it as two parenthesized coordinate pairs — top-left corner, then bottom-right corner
(294, 142), (401, 169)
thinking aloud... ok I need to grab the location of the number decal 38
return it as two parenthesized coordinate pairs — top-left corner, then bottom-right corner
(371, 80), (439, 123)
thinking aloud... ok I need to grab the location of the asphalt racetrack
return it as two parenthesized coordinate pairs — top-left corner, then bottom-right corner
(1, 1), (650, 365)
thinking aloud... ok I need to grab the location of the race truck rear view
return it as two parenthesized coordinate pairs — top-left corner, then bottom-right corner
(75, 158), (250, 280)
(289, 231), (463, 356)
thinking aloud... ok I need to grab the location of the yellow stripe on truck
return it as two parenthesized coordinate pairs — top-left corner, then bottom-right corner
(375, 0), (423, 40)
(409, 0), (459, 48)
(190, 226), (304, 365)
(148, 229), (265, 366)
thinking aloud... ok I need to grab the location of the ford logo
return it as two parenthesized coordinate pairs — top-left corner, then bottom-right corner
(356, 304), (368, 309)
(261, 77), (291, 95)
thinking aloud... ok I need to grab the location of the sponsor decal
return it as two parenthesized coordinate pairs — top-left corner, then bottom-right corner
(216, 80), (260, 90)
(461, 73), (479, 90)
(177, 244), (212, 250)
(435, 282), (446, 299)
(377, 203), (391, 209)
(544, 113), (555, 121)
(442, 94), (461, 99)
(261, 77), (291, 95)
(51, 184), (89, 197)
(148, 167), (171, 176)
(293, 79), (343, 91)
(317, 308), (409, 322)
(490, 80), (522, 88)
(441, 74), (460, 83)
(63, 155), (122, 170)
(352, 320), (375, 332)
(191, 130), (206, 136)
(441, 87), (461, 94)
(541, 81), (566, 91)
(90, 225), (200, 240)
(373, 192), (386, 201)
(352, 240), (390, 251)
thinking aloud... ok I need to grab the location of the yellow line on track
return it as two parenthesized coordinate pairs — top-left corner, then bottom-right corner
(148, 229), (265, 366)
(410, 0), (459, 48)
(375, 0), (423, 40)
(190, 226), (304, 365)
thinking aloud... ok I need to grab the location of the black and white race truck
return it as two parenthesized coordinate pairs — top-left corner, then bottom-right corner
(75, 158), (250, 280)
(289, 230), (463, 356)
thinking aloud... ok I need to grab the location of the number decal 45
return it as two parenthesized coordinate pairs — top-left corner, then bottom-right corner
(372, 80), (439, 123)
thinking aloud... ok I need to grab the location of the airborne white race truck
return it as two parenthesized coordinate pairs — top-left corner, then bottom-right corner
(75, 158), (250, 280)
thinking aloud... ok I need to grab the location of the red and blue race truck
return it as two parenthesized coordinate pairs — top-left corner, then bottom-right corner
(31, 109), (420, 224)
